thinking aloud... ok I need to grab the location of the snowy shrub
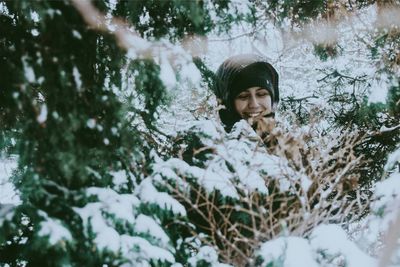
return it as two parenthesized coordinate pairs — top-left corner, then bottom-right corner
(73, 187), (176, 266)
(145, 118), (369, 265)
(256, 147), (400, 267)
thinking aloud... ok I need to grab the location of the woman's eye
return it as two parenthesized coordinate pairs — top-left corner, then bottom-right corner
(257, 93), (268, 97)
(237, 94), (249, 100)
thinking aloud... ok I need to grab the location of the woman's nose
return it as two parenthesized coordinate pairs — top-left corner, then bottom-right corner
(248, 95), (260, 108)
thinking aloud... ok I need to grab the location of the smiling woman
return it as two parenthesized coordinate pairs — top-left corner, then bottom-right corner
(213, 54), (279, 134)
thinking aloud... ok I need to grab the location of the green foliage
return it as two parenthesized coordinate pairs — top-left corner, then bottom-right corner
(387, 81), (400, 117)
(0, 0), (253, 265)
(0, 130), (18, 155)
(258, 0), (326, 26)
(284, 60), (399, 187)
(114, 0), (246, 41)
(314, 43), (341, 61)
(334, 99), (386, 129)
(192, 57), (216, 91)
(128, 58), (170, 127)
(370, 29), (400, 72)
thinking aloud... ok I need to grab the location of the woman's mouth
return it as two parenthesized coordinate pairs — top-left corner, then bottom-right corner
(245, 112), (262, 118)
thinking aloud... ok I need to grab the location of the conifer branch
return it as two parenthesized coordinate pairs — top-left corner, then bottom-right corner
(71, 0), (151, 53)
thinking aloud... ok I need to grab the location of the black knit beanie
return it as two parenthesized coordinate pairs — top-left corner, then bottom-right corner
(230, 62), (275, 103)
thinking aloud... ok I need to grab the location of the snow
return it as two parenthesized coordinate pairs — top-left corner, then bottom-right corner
(182, 120), (311, 196)
(30, 11), (39, 22)
(310, 224), (376, 267)
(74, 202), (120, 251)
(188, 246), (232, 267)
(86, 118), (96, 129)
(258, 236), (318, 267)
(72, 66), (82, 90)
(111, 170), (130, 189)
(134, 214), (170, 247)
(0, 2), (9, 15)
(72, 30), (82, 39)
(159, 158), (238, 198)
(257, 224), (377, 267)
(120, 235), (175, 264)
(202, 165), (240, 198)
(38, 216), (73, 246)
(85, 166), (102, 180)
(0, 157), (20, 205)
(85, 187), (140, 222)
(380, 124), (400, 133)
(22, 56), (35, 83)
(254, 23), (284, 61)
(189, 120), (224, 142)
(306, 21), (338, 46)
(36, 103), (48, 124)
(76, 208), (172, 264)
(384, 147), (400, 171)
(0, 204), (15, 226)
(368, 78), (389, 104)
(31, 29), (39, 36)
(158, 164), (182, 181)
(365, 172), (400, 247)
(75, 189), (174, 264)
(228, 0), (251, 16)
(372, 173), (400, 211)
(139, 9), (150, 25)
(46, 9), (62, 18)
(119, 33), (150, 52)
(159, 55), (177, 90)
(73, 187), (178, 257)
(111, 127), (118, 135)
(179, 61), (202, 85)
(149, 119), (317, 205)
(137, 178), (186, 216)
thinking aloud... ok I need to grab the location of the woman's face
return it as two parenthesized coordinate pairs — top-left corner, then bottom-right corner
(234, 87), (272, 120)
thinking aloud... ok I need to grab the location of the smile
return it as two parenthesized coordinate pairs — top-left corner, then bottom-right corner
(245, 112), (262, 117)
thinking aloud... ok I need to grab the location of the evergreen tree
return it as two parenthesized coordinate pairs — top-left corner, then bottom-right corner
(0, 0), (250, 265)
